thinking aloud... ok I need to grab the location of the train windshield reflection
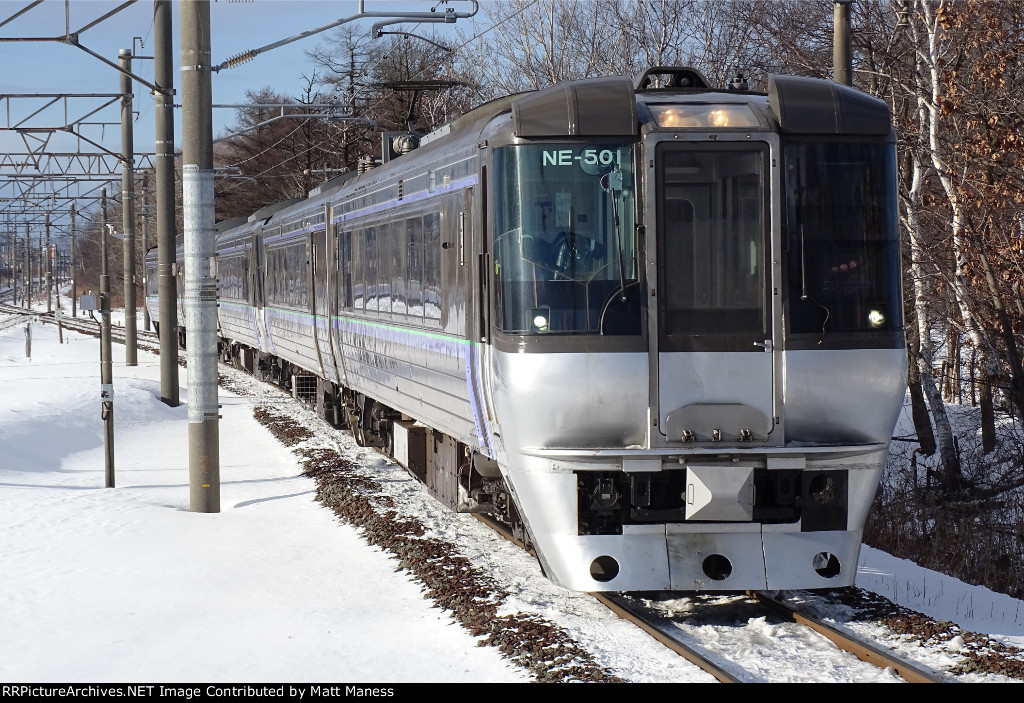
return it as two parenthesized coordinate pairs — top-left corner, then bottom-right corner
(493, 144), (639, 335)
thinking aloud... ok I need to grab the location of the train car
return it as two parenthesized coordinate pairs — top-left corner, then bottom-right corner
(158, 67), (906, 592)
(144, 237), (186, 347)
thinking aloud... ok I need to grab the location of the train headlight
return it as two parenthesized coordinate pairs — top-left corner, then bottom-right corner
(530, 308), (550, 333)
(709, 109), (730, 127)
(648, 104), (760, 129)
(868, 309), (885, 328)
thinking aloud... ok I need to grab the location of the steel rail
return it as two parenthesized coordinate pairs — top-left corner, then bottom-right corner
(593, 592), (744, 683)
(471, 512), (742, 682)
(747, 590), (952, 683)
(0, 303), (160, 349)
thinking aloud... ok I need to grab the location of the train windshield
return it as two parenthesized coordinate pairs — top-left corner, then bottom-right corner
(656, 144), (768, 351)
(493, 144), (639, 335)
(784, 142), (902, 340)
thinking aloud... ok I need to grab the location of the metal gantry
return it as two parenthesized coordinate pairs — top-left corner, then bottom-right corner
(0, 0), (171, 491)
(0, 0), (166, 370)
(2, 0), (481, 513)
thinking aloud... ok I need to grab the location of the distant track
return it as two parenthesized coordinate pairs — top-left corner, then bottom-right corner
(0, 302), (161, 354)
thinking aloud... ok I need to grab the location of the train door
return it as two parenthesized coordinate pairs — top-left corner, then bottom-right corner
(649, 139), (780, 446)
(327, 206), (347, 387)
(336, 226), (353, 382)
(310, 222), (329, 381)
(318, 204), (344, 386)
(463, 186), (493, 454)
(251, 232), (270, 353)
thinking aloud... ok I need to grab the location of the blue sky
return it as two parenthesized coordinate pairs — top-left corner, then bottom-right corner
(0, 0), (471, 153)
(1, 1), (476, 230)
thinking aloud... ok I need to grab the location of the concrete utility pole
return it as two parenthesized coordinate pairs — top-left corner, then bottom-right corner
(833, 0), (853, 87)
(141, 174), (151, 332)
(45, 213), (51, 313)
(25, 223), (31, 309)
(11, 229), (17, 306)
(71, 203), (77, 318)
(120, 48), (138, 366)
(37, 229), (42, 306)
(180, 0), (220, 513)
(101, 189), (115, 488)
(154, 0), (179, 405)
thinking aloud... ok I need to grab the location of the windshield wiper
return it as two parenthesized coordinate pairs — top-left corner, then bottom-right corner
(795, 177), (830, 341)
(605, 168), (628, 303)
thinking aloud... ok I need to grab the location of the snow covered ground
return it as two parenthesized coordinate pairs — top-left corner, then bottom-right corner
(1, 297), (1022, 683)
(0, 311), (529, 683)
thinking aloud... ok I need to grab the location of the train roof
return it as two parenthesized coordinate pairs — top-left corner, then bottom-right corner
(211, 67), (890, 243)
(504, 69), (890, 140)
(247, 198), (303, 223)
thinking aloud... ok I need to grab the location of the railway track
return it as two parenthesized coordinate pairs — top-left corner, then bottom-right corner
(747, 590), (948, 682)
(596, 590), (953, 683)
(593, 592), (745, 682)
(475, 511), (952, 683)
(0, 302), (161, 353)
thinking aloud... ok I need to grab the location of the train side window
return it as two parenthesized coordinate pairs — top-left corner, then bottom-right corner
(267, 248), (278, 304)
(273, 248), (280, 304)
(391, 220), (407, 317)
(291, 244), (300, 307)
(286, 245), (297, 307)
(265, 249), (273, 303)
(352, 228), (365, 311)
(219, 255), (233, 299)
(295, 243), (302, 307)
(277, 247), (287, 306)
(219, 253), (246, 301)
(275, 240), (309, 309)
(424, 211), (442, 322)
(281, 248), (290, 306)
(340, 230), (353, 310)
(242, 252), (249, 302)
(303, 241), (310, 308)
(407, 216), (424, 319)
(378, 222), (392, 315)
(365, 226), (378, 314)
(276, 247), (285, 305)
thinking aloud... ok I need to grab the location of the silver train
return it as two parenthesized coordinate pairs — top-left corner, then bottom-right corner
(147, 67), (906, 592)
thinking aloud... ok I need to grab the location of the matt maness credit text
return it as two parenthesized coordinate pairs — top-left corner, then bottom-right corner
(2, 687), (396, 698)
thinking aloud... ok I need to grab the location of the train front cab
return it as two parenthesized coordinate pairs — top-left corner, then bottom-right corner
(482, 70), (906, 592)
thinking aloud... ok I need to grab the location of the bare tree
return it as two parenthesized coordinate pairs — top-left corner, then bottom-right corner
(310, 26), (472, 135)
(456, 0), (622, 97)
(933, 1), (1024, 434)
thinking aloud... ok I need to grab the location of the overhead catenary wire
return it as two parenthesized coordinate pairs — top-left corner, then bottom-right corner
(216, 0), (541, 183)
(212, 1), (480, 72)
(216, 1), (449, 177)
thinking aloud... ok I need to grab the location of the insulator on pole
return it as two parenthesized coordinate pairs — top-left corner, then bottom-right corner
(222, 49), (257, 70)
